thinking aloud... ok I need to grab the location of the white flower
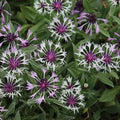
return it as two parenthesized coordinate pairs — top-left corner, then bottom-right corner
(48, 17), (75, 42)
(75, 42), (102, 71)
(109, 0), (120, 6)
(47, 0), (72, 16)
(0, 76), (22, 99)
(59, 89), (85, 113)
(61, 76), (81, 93)
(100, 43), (120, 72)
(0, 46), (28, 76)
(34, 0), (49, 14)
(36, 40), (66, 71)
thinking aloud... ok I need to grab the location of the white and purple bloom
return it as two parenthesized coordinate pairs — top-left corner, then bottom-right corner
(0, 102), (7, 120)
(36, 40), (66, 71)
(48, 0), (72, 16)
(48, 17), (75, 41)
(59, 87), (84, 113)
(0, 46), (28, 75)
(19, 29), (37, 48)
(0, 76), (22, 99)
(77, 13), (107, 36)
(26, 69), (59, 105)
(75, 42), (102, 71)
(0, 1), (11, 24)
(100, 43), (120, 72)
(0, 23), (21, 48)
(109, 0), (120, 6)
(34, 0), (49, 14)
(61, 76), (81, 92)
(108, 32), (120, 55)
(72, 0), (84, 15)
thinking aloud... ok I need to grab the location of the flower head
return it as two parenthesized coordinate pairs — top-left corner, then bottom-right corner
(100, 43), (120, 72)
(48, 17), (75, 41)
(61, 76), (81, 92)
(0, 23), (21, 48)
(0, 76), (22, 99)
(36, 40), (66, 71)
(0, 1), (12, 24)
(26, 69), (59, 105)
(34, 0), (49, 15)
(0, 102), (7, 120)
(108, 32), (120, 55)
(76, 42), (102, 71)
(77, 13), (107, 36)
(109, 0), (120, 6)
(59, 77), (84, 113)
(48, 0), (72, 16)
(72, 0), (84, 15)
(0, 46), (28, 75)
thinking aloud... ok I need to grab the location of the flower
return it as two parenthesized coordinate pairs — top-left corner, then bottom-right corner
(34, 0), (49, 14)
(0, 76), (22, 99)
(0, 23), (21, 48)
(77, 13), (107, 36)
(26, 69), (59, 105)
(0, 1), (12, 24)
(48, 17), (75, 41)
(0, 102), (7, 120)
(108, 32), (120, 55)
(100, 43), (120, 72)
(36, 40), (66, 71)
(0, 46), (28, 75)
(72, 0), (84, 15)
(19, 29), (37, 48)
(48, 0), (72, 16)
(61, 76), (81, 92)
(75, 42), (102, 71)
(59, 77), (84, 113)
(109, 0), (120, 6)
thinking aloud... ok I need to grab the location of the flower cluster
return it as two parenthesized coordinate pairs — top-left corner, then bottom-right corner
(59, 76), (85, 113)
(34, 0), (72, 16)
(76, 42), (120, 72)
(109, 0), (120, 6)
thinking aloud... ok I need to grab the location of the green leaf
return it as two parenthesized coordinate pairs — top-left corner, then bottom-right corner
(99, 86), (120, 102)
(22, 46), (36, 55)
(97, 73), (114, 87)
(83, 0), (92, 12)
(99, 25), (110, 38)
(112, 16), (120, 25)
(110, 70), (119, 79)
(15, 111), (21, 120)
(20, 6), (36, 22)
(5, 102), (15, 117)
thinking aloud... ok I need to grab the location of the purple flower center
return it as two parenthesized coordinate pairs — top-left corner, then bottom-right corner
(52, 0), (62, 11)
(85, 52), (97, 63)
(6, 33), (17, 42)
(74, 0), (84, 12)
(41, 3), (45, 9)
(67, 84), (73, 89)
(8, 57), (21, 70)
(37, 78), (50, 92)
(45, 50), (56, 63)
(66, 94), (77, 106)
(103, 54), (112, 64)
(116, 0), (119, 2)
(56, 24), (67, 35)
(86, 14), (97, 24)
(3, 82), (15, 93)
